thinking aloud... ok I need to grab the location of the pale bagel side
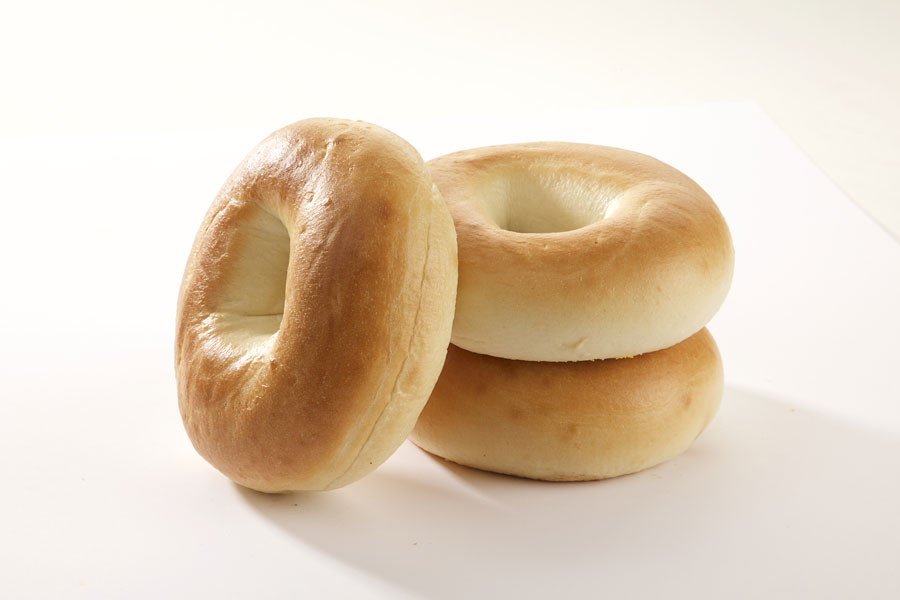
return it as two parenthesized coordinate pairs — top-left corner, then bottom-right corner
(410, 329), (723, 481)
(176, 118), (458, 492)
(428, 143), (734, 361)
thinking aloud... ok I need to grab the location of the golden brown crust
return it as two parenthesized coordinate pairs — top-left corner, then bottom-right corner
(428, 143), (734, 361)
(409, 329), (723, 481)
(176, 118), (458, 492)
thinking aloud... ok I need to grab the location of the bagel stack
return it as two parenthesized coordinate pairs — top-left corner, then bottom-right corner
(410, 143), (734, 481)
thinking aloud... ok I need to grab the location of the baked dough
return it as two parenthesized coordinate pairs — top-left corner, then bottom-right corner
(176, 118), (458, 492)
(428, 143), (734, 361)
(410, 329), (723, 481)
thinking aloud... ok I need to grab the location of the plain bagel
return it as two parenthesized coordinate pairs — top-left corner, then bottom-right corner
(428, 143), (734, 361)
(409, 328), (723, 481)
(175, 118), (458, 492)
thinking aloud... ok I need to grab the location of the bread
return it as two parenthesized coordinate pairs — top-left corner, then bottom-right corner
(428, 143), (734, 361)
(175, 118), (458, 492)
(410, 329), (723, 481)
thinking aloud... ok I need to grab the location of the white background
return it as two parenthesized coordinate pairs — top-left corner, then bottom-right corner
(3, 0), (899, 236)
(2, 2), (899, 599)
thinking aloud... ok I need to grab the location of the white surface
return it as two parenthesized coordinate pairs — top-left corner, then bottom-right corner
(4, 0), (900, 237)
(1, 104), (899, 598)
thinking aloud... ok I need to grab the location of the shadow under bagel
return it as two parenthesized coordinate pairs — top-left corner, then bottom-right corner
(234, 387), (900, 599)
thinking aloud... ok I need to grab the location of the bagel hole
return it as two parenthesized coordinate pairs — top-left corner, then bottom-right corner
(487, 170), (617, 233)
(212, 204), (290, 348)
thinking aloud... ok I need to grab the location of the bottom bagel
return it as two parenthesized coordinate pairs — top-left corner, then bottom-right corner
(410, 329), (723, 481)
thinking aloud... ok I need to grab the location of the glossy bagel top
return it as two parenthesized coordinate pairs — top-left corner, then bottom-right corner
(428, 142), (734, 361)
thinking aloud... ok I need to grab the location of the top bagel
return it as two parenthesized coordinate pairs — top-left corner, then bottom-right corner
(428, 142), (733, 362)
(176, 118), (458, 492)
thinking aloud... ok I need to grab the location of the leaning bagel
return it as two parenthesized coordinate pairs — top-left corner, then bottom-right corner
(176, 118), (458, 492)
(428, 143), (734, 361)
(410, 328), (723, 481)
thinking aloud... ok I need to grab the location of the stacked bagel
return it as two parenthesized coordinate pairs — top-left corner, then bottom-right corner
(176, 119), (733, 491)
(410, 143), (734, 480)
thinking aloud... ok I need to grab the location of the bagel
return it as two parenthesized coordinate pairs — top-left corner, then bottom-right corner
(428, 143), (734, 361)
(175, 118), (458, 492)
(409, 328), (723, 481)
